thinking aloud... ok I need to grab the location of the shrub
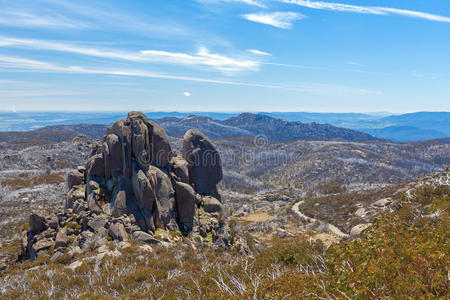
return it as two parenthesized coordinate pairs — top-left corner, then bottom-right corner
(318, 183), (346, 194)
(325, 211), (448, 299)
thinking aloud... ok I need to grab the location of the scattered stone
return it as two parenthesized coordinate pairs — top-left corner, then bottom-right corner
(109, 222), (128, 241)
(30, 238), (54, 261)
(355, 207), (366, 217)
(118, 241), (131, 249)
(138, 244), (153, 253)
(203, 196), (224, 214)
(66, 260), (83, 271)
(68, 246), (83, 257)
(73, 200), (88, 214)
(50, 251), (63, 262)
(133, 231), (162, 245)
(174, 181), (196, 226)
(155, 229), (171, 242)
(350, 223), (372, 239)
(29, 213), (46, 234)
(45, 214), (59, 230)
(95, 249), (121, 262)
(97, 245), (110, 253)
(55, 229), (69, 248)
(87, 216), (108, 233)
(87, 193), (102, 214)
(125, 224), (142, 233)
(97, 227), (109, 239)
(67, 169), (84, 189)
(373, 198), (392, 208)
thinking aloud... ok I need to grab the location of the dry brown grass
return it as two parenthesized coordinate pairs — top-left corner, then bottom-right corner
(1, 172), (65, 189)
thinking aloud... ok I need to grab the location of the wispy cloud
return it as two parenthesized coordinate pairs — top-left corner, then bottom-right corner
(373, 7), (450, 23)
(197, 0), (266, 8)
(0, 55), (379, 95)
(0, 9), (91, 29)
(279, 0), (450, 22)
(248, 49), (272, 56)
(242, 11), (305, 29)
(411, 71), (438, 80)
(346, 61), (363, 67)
(0, 0), (190, 38)
(233, 0), (266, 7)
(140, 47), (259, 72)
(0, 36), (260, 72)
(264, 62), (387, 75)
(0, 90), (87, 98)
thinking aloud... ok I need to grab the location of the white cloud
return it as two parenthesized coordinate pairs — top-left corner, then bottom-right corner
(279, 0), (450, 22)
(242, 12), (305, 29)
(0, 1), (191, 38)
(184, 92), (192, 96)
(248, 49), (272, 56)
(346, 61), (363, 67)
(0, 9), (91, 29)
(279, 0), (383, 14)
(197, 0), (266, 8)
(140, 47), (259, 72)
(0, 36), (142, 61)
(0, 55), (380, 95)
(234, 0), (265, 7)
(0, 36), (260, 72)
(264, 62), (387, 75)
(374, 7), (450, 23)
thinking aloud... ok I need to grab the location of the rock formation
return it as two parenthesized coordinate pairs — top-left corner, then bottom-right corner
(20, 112), (229, 261)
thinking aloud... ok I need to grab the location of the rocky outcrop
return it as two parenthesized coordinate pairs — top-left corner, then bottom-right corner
(21, 112), (229, 261)
(183, 129), (223, 199)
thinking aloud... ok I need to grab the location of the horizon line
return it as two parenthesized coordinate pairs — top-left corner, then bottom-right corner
(0, 110), (448, 115)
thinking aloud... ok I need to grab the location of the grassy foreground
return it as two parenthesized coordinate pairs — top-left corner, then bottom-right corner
(0, 184), (448, 299)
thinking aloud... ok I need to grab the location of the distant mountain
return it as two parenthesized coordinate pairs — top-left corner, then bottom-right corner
(265, 112), (382, 124)
(0, 113), (382, 144)
(0, 124), (108, 146)
(0, 111), (237, 132)
(155, 113), (381, 142)
(377, 112), (450, 136)
(264, 112), (450, 142)
(1, 111), (448, 142)
(0, 112), (125, 132)
(361, 126), (446, 142)
(221, 113), (381, 142)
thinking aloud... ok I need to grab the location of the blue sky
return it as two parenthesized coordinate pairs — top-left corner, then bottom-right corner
(0, 0), (449, 112)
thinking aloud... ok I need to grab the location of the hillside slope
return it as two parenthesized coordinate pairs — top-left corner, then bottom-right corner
(222, 113), (382, 142)
(361, 125), (446, 142)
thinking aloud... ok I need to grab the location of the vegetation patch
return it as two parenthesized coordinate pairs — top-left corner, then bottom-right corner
(1, 171), (65, 189)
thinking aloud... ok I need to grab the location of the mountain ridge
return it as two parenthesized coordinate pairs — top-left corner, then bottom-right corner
(1, 111), (449, 141)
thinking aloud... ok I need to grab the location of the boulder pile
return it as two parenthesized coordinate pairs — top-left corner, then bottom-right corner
(21, 111), (229, 261)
